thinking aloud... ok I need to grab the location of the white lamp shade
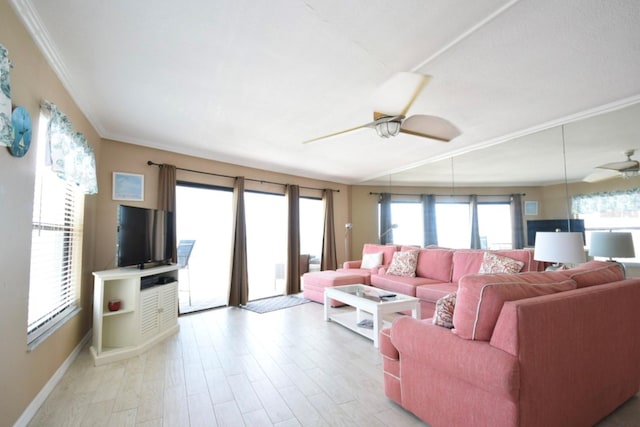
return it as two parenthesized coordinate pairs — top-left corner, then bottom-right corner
(589, 232), (636, 258)
(534, 232), (586, 264)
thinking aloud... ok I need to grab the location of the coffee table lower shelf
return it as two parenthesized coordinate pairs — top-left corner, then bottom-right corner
(328, 310), (401, 342)
(324, 284), (420, 347)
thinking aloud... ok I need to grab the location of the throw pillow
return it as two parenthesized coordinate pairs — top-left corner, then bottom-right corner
(478, 252), (525, 274)
(386, 250), (419, 277)
(361, 252), (383, 269)
(432, 293), (456, 329)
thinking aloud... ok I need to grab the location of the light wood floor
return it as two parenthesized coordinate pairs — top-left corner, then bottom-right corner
(28, 300), (640, 426)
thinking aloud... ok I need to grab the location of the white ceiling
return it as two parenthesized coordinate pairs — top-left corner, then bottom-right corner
(11, 0), (640, 186)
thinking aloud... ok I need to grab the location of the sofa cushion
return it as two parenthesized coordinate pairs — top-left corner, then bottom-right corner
(386, 250), (419, 277)
(362, 243), (398, 267)
(416, 283), (458, 303)
(432, 293), (456, 328)
(452, 249), (537, 282)
(371, 274), (441, 297)
(563, 260), (625, 288)
(361, 251), (383, 269)
(478, 252), (525, 274)
(453, 272), (577, 341)
(415, 248), (454, 282)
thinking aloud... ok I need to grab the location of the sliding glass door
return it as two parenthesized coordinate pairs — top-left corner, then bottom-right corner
(245, 192), (287, 300)
(177, 185), (319, 308)
(176, 184), (233, 313)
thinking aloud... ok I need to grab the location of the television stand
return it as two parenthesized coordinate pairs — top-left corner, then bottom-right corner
(90, 264), (179, 366)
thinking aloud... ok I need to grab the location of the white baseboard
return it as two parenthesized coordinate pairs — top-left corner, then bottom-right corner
(13, 330), (92, 427)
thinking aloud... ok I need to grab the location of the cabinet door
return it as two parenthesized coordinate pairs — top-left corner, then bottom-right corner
(158, 282), (178, 332)
(140, 288), (160, 343)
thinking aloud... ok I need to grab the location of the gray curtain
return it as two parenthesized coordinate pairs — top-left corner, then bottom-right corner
(511, 194), (525, 249)
(158, 164), (177, 263)
(228, 177), (249, 306)
(321, 189), (337, 270)
(285, 185), (301, 294)
(379, 193), (393, 244)
(421, 194), (438, 246)
(469, 195), (482, 249)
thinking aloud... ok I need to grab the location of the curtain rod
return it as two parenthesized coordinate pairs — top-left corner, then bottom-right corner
(147, 161), (339, 192)
(369, 191), (526, 197)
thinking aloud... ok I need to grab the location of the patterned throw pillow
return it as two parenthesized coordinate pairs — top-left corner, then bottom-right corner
(478, 252), (525, 274)
(432, 293), (456, 329)
(361, 252), (383, 269)
(386, 250), (419, 277)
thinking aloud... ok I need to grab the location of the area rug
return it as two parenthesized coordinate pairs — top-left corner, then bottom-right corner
(242, 295), (311, 314)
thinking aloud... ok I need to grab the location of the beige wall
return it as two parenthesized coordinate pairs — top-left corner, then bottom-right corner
(0, 2), (100, 425)
(95, 140), (352, 271)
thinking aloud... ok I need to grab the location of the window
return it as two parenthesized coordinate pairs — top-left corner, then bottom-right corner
(28, 114), (84, 345)
(435, 202), (512, 249)
(300, 197), (323, 263)
(573, 190), (640, 264)
(436, 203), (470, 248)
(477, 203), (512, 249)
(390, 202), (423, 246)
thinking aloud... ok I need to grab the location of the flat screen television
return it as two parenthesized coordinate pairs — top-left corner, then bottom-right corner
(526, 219), (585, 246)
(116, 205), (175, 269)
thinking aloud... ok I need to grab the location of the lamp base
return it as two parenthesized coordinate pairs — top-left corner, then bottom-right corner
(545, 263), (567, 271)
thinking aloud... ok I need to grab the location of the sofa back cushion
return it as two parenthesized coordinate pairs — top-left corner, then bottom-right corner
(362, 243), (398, 267)
(413, 248), (454, 282)
(451, 249), (538, 282)
(562, 260), (625, 288)
(453, 271), (577, 341)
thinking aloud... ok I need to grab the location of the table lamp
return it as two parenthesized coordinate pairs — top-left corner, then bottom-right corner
(589, 231), (635, 277)
(534, 230), (586, 270)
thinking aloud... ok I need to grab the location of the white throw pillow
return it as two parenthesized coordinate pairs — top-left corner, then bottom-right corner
(361, 252), (383, 269)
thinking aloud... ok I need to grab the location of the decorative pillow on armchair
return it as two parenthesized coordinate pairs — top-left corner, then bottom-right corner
(386, 250), (419, 277)
(478, 252), (525, 274)
(432, 293), (456, 329)
(361, 252), (383, 269)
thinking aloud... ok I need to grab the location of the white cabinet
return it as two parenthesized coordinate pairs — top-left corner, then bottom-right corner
(140, 283), (178, 343)
(90, 265), (179, 366)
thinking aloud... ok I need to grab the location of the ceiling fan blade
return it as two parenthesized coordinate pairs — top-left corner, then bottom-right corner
(399, 114), (461, 142)
(371, 72), (431, 117)
(596, 160), (639, 171)
(302, 123), (371, 144)
(583, 169), (621, 183)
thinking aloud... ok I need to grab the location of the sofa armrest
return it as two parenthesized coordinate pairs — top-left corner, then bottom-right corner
(391, 317), (519, 398)
(489, 280), (640, 427)
(342, 260), (362, 269)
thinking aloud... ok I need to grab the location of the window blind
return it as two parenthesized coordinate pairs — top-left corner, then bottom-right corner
(27, 114), (84, 345)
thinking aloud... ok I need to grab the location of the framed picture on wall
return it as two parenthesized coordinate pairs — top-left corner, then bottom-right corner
(524, 200), (538, 216)
(113, 172), (144, 201)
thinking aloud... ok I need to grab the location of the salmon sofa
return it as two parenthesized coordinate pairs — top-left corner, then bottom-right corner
(343, 245), (545, 318)
(379, 261), (640, 426)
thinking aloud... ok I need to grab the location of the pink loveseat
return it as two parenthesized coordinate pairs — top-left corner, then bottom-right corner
(370, 246), (545, 318)
(380, 261), (640, 426)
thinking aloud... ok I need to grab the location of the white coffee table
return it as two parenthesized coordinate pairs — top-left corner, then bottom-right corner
(324, 284), (421, 347)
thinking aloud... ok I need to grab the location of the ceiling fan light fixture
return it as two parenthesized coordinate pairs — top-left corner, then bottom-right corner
(375, 120), (401, 138)
(622, 169), (639, 178)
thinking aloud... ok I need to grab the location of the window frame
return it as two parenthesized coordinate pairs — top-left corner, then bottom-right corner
(27, 113), (84, 348)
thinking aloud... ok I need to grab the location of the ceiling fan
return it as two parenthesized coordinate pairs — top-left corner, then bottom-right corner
(583, 149), (640, 182)
(303, 72), (461, 144)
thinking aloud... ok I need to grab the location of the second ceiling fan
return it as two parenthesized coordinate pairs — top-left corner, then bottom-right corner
(303, 72), (461, 144)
